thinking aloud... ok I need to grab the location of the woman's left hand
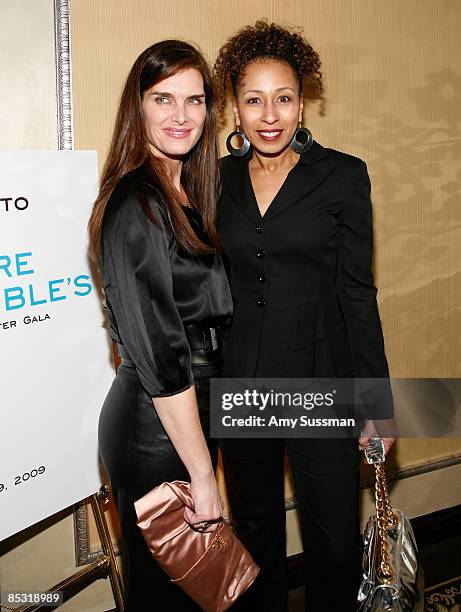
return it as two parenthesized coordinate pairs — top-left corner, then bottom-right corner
(359, 418), (397, 456)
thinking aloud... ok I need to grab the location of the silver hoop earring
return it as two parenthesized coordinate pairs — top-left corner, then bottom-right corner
(290, 125), (313, 153)
(226, 127), (251, 157)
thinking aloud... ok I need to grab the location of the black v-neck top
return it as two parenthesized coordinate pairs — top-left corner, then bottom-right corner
(245, 153), (302, 220)
(100, 168), (233, 398)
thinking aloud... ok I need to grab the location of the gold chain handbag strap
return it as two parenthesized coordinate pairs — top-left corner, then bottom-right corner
(364, 435), (399, 584)
(374, 462), (399, 583)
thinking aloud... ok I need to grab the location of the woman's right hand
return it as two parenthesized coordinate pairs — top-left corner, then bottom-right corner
(152, 387), (223, 532)
(184, 472), (223, 532)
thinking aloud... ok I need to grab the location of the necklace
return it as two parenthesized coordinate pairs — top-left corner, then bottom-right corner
(178, 186), (192, 209)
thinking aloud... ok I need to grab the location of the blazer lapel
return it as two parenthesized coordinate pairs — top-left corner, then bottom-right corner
(221, 154), (261, 225)
(262, 140), (333, 222)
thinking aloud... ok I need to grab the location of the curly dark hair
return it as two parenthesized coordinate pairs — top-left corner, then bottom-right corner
(214, 19), (323, 112)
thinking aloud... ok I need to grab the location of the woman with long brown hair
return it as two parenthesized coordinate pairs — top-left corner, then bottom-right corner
(89, 40), (232, 610)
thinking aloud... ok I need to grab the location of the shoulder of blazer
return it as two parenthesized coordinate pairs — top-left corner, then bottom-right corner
(220, 153), (246, 184)
(323, 147), (368, 177)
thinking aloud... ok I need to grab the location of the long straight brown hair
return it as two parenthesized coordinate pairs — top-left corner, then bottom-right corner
(88, 40), (221, 262)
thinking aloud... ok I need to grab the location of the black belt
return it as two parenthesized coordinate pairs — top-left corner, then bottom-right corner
(117, 324), (222, 368)
(185, 324), (222, 366)
(184, 324), (221, 351)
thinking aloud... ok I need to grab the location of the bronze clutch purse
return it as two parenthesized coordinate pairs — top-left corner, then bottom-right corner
(134, 480), (260, 612)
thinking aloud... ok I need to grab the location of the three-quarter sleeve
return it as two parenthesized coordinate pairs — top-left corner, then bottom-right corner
(102, 186), (193, 398)
(337, 161), (393, 418)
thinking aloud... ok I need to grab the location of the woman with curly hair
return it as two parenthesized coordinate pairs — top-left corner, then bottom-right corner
(214, 20), (395, 612)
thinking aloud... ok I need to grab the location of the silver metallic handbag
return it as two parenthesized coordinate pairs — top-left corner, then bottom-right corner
(357, 436), (425, 611)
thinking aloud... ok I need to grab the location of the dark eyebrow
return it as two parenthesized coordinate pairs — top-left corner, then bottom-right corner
(150, 91), (206, 98)
(242, 87), (296, 94)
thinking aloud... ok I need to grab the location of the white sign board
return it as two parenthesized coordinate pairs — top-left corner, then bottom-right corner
(0, 151), (114, 540)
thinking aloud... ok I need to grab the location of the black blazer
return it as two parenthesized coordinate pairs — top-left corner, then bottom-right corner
(218, 141), (390, 390)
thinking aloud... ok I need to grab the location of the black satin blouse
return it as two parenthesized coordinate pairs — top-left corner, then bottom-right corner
(100, 169), (233, 398)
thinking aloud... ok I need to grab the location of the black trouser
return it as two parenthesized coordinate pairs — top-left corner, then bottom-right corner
(219, 437), (362, 612)
(98, 362), (219, 612)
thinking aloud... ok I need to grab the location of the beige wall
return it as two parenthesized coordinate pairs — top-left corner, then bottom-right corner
(1, 1), (460, 611)
(0, 0), (57, 149)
